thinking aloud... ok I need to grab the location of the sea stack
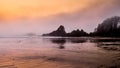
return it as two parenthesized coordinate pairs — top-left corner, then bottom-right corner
(43, 25), (66, 36)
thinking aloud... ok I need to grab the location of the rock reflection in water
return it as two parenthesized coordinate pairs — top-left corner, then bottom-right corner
(50, 38), (66, 49)
(44, 37), (88, 49)
(89, 38), (120, 51)
(43, 37), (120, 51)
(90, 38), (120, 42)
(0, 37), (120, 68)
(68, 38), (87, 43)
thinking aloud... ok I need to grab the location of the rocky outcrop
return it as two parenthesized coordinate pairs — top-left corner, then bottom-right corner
(43, 16), (120, 37)
(42, 25), (88, 37)
(94, 16), (120, 37)
(67, 29), (88, 37)
(43, 25), (66, 36)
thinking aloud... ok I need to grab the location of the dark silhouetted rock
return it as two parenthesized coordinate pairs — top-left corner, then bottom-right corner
(43, 16), (120, 37)
(43, 25), (66, 36)
(67, 29), (88, 37)
(94, 16), (120, 37)
(42, 25), (88, 37)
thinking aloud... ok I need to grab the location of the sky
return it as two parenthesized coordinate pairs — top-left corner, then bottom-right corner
(0, 0), (120, 36)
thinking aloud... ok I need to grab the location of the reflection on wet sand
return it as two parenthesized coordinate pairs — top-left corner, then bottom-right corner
(0, 37), (120, 68)
(50, 38), (66, 49)
(45, 37), (88, 49)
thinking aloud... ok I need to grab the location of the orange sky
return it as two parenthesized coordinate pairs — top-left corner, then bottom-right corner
(0, 0), (120, 35)
(0, 0), (101, 20)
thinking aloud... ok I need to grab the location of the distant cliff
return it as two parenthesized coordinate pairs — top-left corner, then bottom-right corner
(42, 25), (88, 37)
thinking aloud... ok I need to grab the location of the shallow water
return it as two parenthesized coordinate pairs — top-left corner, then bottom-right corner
(0, 37), (120, 68)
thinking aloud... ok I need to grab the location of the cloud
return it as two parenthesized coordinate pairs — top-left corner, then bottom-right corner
(0, 0), (120, 35)
(0, 0), (85, 20)
(40, 0), (120, 32)
(0, 0), (112, 20)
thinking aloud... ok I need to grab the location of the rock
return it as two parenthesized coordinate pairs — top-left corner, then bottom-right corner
(42, 25), (88, 37)
(67, 29), (88, 37)
(43, 25), (66, 36)
(94, 16), (120, 37)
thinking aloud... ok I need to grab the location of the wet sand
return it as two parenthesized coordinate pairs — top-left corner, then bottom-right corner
(0, 37), (120, 68)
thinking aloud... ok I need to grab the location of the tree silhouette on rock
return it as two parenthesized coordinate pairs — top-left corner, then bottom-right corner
(95, 16), (120, 37)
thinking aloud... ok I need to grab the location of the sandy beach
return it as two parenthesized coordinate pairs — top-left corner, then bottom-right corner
(0, 37), (120, 68)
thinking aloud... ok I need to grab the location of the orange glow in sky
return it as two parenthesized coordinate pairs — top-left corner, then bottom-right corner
(0, 0), (98, 20)
(0, 0), (119, 35)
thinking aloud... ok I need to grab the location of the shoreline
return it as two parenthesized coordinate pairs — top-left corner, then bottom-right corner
(0, 37), (119, 68)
